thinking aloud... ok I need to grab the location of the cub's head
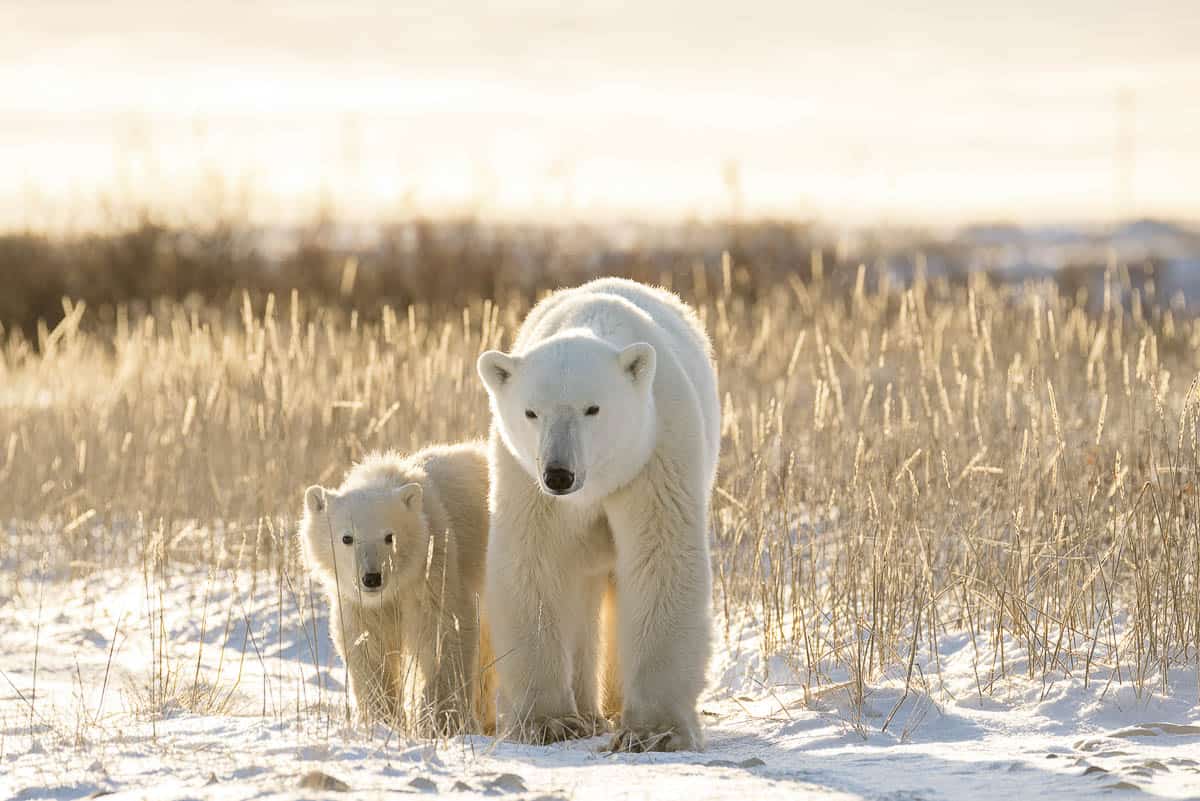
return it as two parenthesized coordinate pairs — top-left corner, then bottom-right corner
(477, 334), (657, 499)
(299, 481), (426, 605)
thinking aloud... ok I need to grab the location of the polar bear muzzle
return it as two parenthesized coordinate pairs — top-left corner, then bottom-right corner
(542, 463), (576, 494)
(355, 541), (388, 593)
(538, 413), (587, 495)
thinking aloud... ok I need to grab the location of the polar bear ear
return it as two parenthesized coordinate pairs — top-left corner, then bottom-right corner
(393, 482), (423, 511)
(305, 485), (329, 514)
(618, 342), (656, 387)
(477, 350), (518, 393)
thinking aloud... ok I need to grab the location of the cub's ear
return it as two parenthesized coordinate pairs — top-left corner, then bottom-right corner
(477, 350), (518, 393)
(304, 485), (329, 514)
(618, 342), (656, 387)
(394, 482), (423, 511)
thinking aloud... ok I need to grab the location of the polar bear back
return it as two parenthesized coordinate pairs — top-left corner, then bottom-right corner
(515, 278), (719, 483)
(419, 442), (491, 594)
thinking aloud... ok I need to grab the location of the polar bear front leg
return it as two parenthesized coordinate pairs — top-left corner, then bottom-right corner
(487, 510), (593, 744)
(603, 474), (713, 752)
(569, 572), (610, 733)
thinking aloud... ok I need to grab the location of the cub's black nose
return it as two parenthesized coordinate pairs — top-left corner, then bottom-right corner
(361, 572), (382, 589)
(543, 466), (575, 493)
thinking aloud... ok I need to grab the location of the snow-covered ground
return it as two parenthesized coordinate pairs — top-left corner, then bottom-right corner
(2, 565), (1197, 801)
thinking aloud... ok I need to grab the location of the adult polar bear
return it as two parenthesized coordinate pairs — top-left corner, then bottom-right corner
(477, 277), (719, 752)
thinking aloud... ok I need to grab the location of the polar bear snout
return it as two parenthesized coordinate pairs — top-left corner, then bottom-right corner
(542, 464), (577, 494)
(537, 412), (587, 495)
(353, 541), (391, 595)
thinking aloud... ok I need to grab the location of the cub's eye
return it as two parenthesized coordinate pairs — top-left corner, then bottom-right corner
(584, 405), (600, 416)
(384, 532), (394, 545)
(525, 409), (537, 419)
(341, 534), (354, 545)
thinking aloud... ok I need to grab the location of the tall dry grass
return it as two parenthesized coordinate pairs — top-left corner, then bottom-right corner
(1, 262), (1197, 725)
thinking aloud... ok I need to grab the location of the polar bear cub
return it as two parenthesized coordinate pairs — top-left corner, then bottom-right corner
(477, 277), (720, 751)
(299, 443), (496, 735)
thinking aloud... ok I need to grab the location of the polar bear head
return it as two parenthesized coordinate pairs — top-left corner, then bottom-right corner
(477, 334), (657, 499)
(300, 481), (425, 606)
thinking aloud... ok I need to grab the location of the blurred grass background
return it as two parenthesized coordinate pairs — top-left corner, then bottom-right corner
(4, 215), (1196, 340)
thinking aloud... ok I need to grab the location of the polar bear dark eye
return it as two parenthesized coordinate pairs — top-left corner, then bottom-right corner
(341, 534), (353, 545)
(384, 532), (394, 545)
(525, 409), (537, 419)
(585, 405), (600, 416)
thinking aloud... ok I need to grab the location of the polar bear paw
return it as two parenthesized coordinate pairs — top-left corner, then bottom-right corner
(424, 705), (469, 737)
(608, 725), (699, 753)
(521, 713), (607, 744)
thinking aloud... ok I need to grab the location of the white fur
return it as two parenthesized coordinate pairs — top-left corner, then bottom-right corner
(477, 277), (719, 751)
(298, 443), (496, 734)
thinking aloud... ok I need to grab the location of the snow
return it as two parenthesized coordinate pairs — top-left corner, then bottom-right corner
(1, 565), (1197, 801)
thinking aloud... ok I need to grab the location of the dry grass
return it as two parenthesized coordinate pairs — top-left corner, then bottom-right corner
(1, 262), (1198, 733)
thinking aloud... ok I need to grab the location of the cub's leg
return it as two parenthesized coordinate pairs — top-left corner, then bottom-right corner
(418, 618), (473, 735)
(333, 606), (402, 726)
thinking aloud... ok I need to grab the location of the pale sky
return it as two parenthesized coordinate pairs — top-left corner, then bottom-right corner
(3, 1), (1199, 229)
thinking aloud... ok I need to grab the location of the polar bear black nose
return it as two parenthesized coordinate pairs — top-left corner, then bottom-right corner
(361, 572), (382, 589)
(543, 466), (575, 493)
